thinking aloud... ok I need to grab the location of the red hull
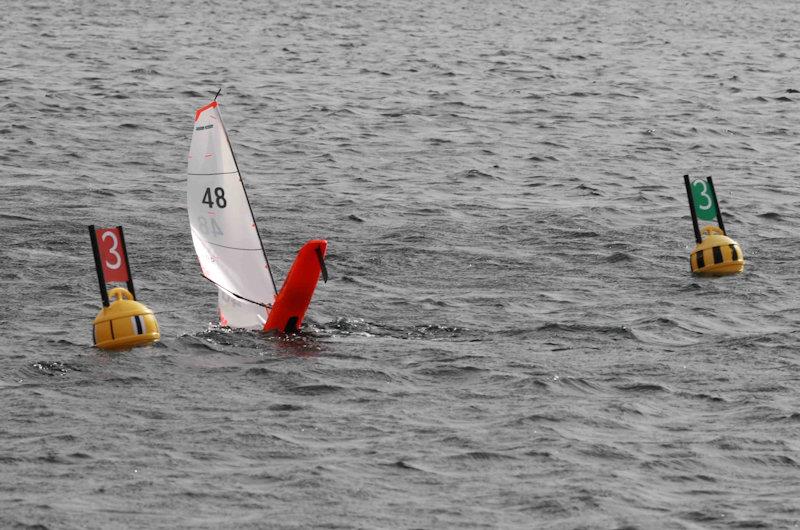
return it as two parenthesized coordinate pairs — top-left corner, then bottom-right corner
(264, 240), (327, 333)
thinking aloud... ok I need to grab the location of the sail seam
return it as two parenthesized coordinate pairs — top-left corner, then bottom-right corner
(208, 242), (264, 251)
(188, 171), (240, 176)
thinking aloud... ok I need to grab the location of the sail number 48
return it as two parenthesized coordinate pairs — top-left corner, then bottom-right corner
(202, 187), (227, 208)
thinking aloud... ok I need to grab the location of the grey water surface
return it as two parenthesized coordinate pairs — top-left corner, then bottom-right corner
(2, 1), (800, 528)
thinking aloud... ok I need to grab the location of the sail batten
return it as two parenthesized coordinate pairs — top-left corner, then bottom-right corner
(188, 101), (276, 329)
(200, 275), (273, 308)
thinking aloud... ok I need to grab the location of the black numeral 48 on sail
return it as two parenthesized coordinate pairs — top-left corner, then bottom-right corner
(202, 187), (227, 208)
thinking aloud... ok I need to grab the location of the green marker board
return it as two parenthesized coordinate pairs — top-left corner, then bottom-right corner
(691, 179), (718, 221)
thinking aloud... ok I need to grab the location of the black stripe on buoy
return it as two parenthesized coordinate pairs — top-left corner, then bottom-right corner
(133, 316), (143, 335)
(730, 244), (738, 261)
(695, 250), (705, 270)
(713, 246), (723, 264)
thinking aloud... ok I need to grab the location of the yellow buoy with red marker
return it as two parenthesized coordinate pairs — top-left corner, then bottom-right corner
(93, 287), (160, 349)
(89, 225), (160, 349)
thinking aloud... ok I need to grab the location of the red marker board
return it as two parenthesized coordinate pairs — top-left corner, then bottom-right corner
(95, 227), (131, 283)
(89, 225), (135, 306)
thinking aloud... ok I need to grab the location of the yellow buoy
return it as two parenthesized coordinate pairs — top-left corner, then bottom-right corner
(93, 287), (160, 350)
(689, 226), (744, 276)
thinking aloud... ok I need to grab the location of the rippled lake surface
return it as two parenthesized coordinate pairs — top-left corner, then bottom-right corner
(2, 1), (799, 528)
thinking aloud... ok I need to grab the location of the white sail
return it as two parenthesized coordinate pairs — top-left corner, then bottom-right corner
(187, 101), (276, 329)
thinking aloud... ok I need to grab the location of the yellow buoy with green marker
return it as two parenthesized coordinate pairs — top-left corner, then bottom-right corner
(683, 175), (744, 276)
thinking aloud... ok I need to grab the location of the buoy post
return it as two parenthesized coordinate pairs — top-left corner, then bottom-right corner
(683, 174), (702, 244)
(115, 225), (137, 299)
(706, 176), (726, 236)
(88, 225), (110, 307)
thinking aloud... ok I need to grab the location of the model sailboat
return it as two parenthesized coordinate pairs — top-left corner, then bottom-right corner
(187, 97), (328, 332)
